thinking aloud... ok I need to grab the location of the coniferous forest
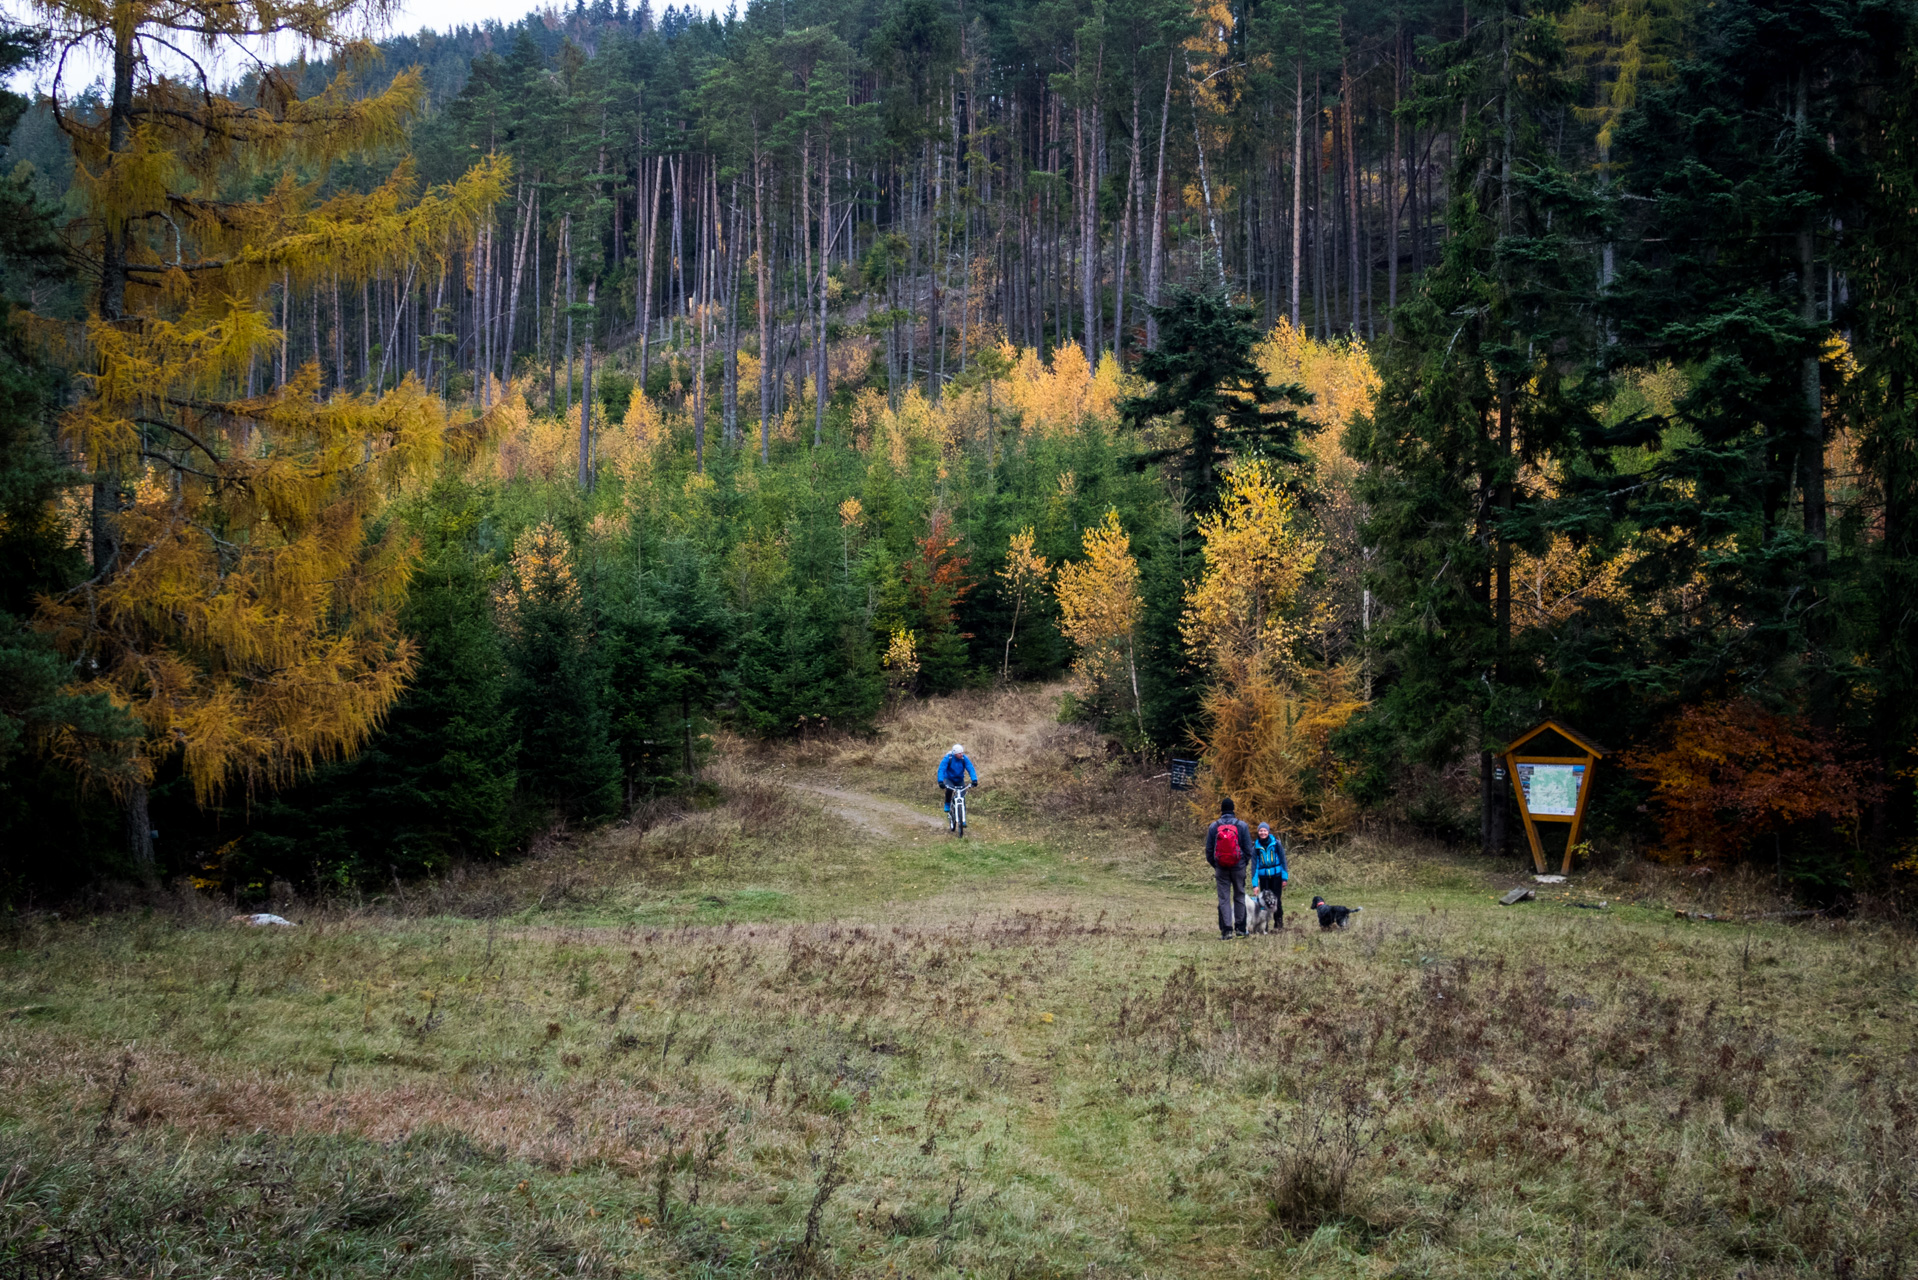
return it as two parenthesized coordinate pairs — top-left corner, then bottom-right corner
(1, 0), (1914, 904)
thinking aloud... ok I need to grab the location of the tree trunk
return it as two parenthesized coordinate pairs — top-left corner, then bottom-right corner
(1344, 47), (1361, 334)
(501, 182), (533, 388)
(640, 154), (665, 388)
(563, 215), (575, 418)
(125, 780), (154, 878)
(1146, 51), (1173, 348)
(1292, 57), (1305, 328)
(1387, 39), (1401, 330)
(1116, 77), (1142, 365)
(1183, 52), (1226, 288)
(1797, 73), (1827, 563)
(724, 179), (742, 445)
(754, 144), (772, 461)
(817, 132), (831, 446)
(579, 279), (596, 489)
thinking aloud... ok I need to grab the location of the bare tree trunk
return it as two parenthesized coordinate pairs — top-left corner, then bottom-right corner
(330, 273), (342, 393)
(426, 259), (447, 392)
(1797, 72), (1827, 563)
(640, 155), (665, 387)
(1291, 58), (1305, 328)
(1184, 50), (1225, 289)
(671, 153), (686, 340)
(1313, 75), (1327, 337)
(501, 181), (533, 389)
(816, 132), (831, 446)
(800, 129), (814, 418)
(1344, 45), (1361, 334)
(724, 179), (742, 445)
(579, 279), (596, 489)
(477, 219), (492, 408)
(1078, 42), (1103, 364)
(754, 144), (772, 461)
(563, 215), (575, 418)
(695, 158), (711, 471)
(374, 262), (417, 394)
(1116, 77), (1142, 365)
(1146, 51), (1173, 348)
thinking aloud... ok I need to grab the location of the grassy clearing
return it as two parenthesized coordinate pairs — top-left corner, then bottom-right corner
(4, 687), (1916, 1278)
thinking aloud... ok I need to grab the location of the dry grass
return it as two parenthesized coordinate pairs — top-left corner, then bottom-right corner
(2, 689), (1914, 1278)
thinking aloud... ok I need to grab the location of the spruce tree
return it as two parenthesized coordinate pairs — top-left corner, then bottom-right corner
(246, 491), (518, 884)
(1120, 286), (1312, 514)
(1345, 0), (1600, 853)
(502, 524), (621, 824)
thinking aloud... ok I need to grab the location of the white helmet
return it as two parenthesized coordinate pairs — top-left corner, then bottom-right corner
(952, 743), (966, 755)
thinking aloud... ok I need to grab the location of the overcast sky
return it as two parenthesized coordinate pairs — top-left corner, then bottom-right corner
(3, 0), (728, 96)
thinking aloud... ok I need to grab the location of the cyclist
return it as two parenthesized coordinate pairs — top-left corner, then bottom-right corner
(937, 743), (978, 817)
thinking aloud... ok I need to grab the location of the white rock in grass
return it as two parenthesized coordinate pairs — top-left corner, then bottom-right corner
(231, 913), (296, 927)
(1533, 874), (1567, 884)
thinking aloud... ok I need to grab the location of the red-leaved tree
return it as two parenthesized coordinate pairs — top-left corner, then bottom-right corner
(904, 511), (974, 691)
(1624, 699), (1882, 864)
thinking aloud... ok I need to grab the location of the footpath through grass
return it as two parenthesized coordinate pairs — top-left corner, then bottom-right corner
(3, 691), (1916, 1278)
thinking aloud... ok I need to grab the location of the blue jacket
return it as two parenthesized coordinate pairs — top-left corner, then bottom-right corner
(937, 752), (977, 788)
(1248, 832), (1288, 881)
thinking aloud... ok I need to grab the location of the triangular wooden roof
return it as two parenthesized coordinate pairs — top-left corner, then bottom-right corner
(1503, 718), (1608, 759)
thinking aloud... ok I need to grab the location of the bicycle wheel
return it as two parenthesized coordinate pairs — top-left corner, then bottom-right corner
(956, 795), (967, 837)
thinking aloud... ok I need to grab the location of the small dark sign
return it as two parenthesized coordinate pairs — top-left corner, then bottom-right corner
(1169, 758), (1198, 791)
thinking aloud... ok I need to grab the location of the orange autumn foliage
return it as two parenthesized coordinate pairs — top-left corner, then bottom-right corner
(1623, 699), (1883, 863)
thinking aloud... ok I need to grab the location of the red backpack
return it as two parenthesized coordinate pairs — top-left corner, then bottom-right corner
(1213, 820), (1242, 868)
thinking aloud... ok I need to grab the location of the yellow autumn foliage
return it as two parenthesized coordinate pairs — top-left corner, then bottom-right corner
(1182, 461), (1361, 836)
(1192, 663), (1368, 839)
(41, 367), (451, 803)
(846, 342), (1137, 471)
(496, 523), (582, 643)
(33, 0), (510, 817)
(1054, 509), (1145, 739)
(1181, 462), (1322, 678)
(998, 527), (1052, 680)
(1254, 318), (1381, 439)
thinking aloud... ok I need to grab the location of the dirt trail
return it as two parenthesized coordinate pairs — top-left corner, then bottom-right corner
(781, 778), (948, 838)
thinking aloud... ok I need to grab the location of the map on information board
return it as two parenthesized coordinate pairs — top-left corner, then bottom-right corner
(1516, 763), (1583, 817)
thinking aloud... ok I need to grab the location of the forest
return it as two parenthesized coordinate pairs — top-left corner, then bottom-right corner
(0, 0), (1913, 903)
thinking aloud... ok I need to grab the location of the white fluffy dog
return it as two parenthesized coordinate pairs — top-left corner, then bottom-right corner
(1245, 888), (1278, 935)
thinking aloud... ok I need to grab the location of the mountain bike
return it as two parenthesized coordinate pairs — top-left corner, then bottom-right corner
(947, 783), (972, 837)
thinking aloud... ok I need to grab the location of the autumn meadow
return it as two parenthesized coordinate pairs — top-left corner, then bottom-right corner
(4, 0), (1917, 1270)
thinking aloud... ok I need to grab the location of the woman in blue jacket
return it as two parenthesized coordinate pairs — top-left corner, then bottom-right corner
(1247, 821), (1288, 928)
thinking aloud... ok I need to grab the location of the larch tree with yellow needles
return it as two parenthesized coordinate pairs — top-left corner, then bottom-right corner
(1182, 462), (1362, 836)
(998, 528), (1050, 682)
(1054, 509), (1145, 746)
(30, 0), (508, 865)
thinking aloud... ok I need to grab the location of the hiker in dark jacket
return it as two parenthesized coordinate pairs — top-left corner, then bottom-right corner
(1204, 798), (1255, 938)
(1247, 821), (1289, 928)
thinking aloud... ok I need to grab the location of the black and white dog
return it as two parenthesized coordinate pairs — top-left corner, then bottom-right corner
(1310, 895), (1363, 930)
(1245, 888), (1279, 934)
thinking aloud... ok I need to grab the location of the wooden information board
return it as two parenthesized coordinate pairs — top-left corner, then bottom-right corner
(1500, 720), (1606, 874)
